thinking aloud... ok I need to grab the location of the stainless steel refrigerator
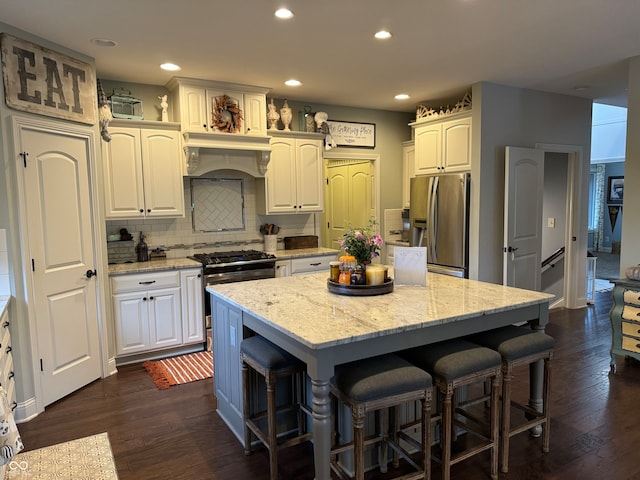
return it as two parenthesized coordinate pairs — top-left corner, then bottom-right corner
(409, 173), (470, 277)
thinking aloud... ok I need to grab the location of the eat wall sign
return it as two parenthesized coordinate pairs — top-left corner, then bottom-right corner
(1, 33), (97, 125)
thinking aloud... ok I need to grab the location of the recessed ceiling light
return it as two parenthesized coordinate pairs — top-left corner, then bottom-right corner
(375, 30), (392, 40)
(275, 8), (294, 19)
(395, 94), (410, 100)
(285, 79), (302, 87)
(160, 63), (182, 72)
(90, 38), (117, 47)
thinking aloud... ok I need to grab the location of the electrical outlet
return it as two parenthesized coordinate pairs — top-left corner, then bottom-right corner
(547, 217), (555, 228)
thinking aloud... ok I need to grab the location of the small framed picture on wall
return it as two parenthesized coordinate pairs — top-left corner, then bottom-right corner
(607, 176), (624, 204)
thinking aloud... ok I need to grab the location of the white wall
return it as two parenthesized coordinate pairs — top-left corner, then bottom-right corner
(620, 56), (640, 275)
(0, 230), (9, 295)
(470, 82), (593, 285)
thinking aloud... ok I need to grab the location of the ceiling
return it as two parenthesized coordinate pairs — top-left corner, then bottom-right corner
(1, 0), (639, 112)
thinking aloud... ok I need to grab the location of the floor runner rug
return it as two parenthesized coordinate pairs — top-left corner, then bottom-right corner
(7, 432), (118, 479)
(143, 351), (213, 390)
(595, 278), (614, 293)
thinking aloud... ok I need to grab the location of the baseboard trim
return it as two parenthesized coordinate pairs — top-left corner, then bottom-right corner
(14, 395), (40, 424)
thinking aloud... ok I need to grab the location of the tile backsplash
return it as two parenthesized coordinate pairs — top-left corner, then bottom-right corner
(0, 229), (9, 295)
(106, 173), (318, 258)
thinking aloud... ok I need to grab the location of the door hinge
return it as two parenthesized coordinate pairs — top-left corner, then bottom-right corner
(31, 259), (35, 271)
(20, 152), (28, 167)
(40, 359), (43, 372)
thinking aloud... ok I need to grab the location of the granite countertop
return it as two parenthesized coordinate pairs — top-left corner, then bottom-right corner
(0, 296), (8, 317)
(273, 248), (339, 260)
(108, 258), (202, 276)
(208, 272), (555, 349)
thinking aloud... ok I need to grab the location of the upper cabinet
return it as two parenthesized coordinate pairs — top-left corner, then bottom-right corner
(412, 112), (472, 176)
(170, 81), (267, 137)
(165, 77), (271, 177)
(257, 132), (324, 214)
(102, 121), (185, 219)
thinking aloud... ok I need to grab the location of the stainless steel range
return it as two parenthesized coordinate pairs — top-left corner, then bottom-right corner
(189, 249), (277, 316)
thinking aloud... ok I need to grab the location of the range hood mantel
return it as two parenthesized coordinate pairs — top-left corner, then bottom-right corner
(183, 131), (271, 177)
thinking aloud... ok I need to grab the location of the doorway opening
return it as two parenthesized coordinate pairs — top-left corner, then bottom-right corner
(321, 152), (380, 250)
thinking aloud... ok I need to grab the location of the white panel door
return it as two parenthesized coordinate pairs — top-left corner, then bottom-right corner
(296, 139), (324, 211)
(504, 146), (545, 290)
(18, 123), (101, 407)
(266, 138), (297, 212)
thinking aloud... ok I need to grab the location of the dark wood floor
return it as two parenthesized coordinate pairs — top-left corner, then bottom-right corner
(16, 289), (640, 479)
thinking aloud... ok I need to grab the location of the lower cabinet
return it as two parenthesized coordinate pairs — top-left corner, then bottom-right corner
(610, 278), (640, 372)
(111, 268), (203, 357)
(0, 306), (16, 412)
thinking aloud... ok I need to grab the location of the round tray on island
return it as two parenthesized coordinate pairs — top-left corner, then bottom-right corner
(327, 278), (394, 296)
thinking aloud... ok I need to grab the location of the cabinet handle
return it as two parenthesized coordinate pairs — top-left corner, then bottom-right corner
(203, 124), (207, 129)
(139, 281), (156, 285)
(197, 273), (201, 278)
(8, 372), (14, 380)
(143, 297), (147, 301)
(139, 209), (144, 213)
(11, 402), (16, 412)
(5, 346), (11, 354)
(149, 296), (154, 300)
(3, 321), (9, 328)
(147, 209), (151, 213)
(310, 262), (321, 266)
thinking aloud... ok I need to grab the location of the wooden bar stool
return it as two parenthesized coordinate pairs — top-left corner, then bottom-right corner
(401, 339), (502, 480)
(240, 335), (312, 480)
(467, 325), (554, 473)
(330, 353), (433, 480)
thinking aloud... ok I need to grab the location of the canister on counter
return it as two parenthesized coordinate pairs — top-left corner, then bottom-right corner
(338, 255), (356, 285)
(329, 261), (341, 283)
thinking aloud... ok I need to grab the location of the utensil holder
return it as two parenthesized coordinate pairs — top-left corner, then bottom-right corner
(264, 235), (277, 253)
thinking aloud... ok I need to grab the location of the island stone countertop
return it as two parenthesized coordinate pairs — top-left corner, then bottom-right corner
(108, 258), (202, 276)
(208, 272), (554, 349)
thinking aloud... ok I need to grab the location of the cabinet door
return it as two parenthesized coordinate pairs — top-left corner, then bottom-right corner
(402, 142), (415, 208)
(244, 93), (267, 136)
(296, 139), (324, 212)
(148, 287), (182, 349)
(102, 127), (145, 218)
(140, 129), (185, 217)
(291, 255), (334, 275)
(113, 291), (150, 356)
(180, 85), (208, 132)
(414, 123), (441, 175)
(275, 260), (291, 277)
(442, 116), (472, 172)
(181, 269), (204, 344)
(265, 137), (297, 213)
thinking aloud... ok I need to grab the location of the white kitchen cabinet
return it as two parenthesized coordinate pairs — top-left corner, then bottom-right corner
(275, 260), (291, 277)
(0, 305), (15, 412)
(257, 133), (324, 214)
(111, 269), (203, 358)
(402, 141), (415, 208)
(290, 255), (334, 275)
(180, 268), (205, 344)
(413, 113), (472, 176)
(102, 123), (185, 219)
(167, 78), (268, 136)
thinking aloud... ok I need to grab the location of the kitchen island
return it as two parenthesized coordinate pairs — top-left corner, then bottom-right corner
(208, 272), (554, 480)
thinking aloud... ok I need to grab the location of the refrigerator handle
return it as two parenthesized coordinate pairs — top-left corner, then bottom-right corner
(429, 177), (439, 261)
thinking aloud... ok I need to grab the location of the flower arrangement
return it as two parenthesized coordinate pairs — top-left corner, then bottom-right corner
(340, 219), (383, 264)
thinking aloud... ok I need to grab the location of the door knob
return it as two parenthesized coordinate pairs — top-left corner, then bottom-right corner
(85, 269), (97, 278)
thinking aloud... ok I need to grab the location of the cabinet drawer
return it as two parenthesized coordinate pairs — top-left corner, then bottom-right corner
(111, 271), (180, 293)
(291, 256), (333, 274)
(621, 321), (640, 339)
(622, 335), (640, 354)
(622, 304), (640, 322)
(623, 289), (640, 307)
